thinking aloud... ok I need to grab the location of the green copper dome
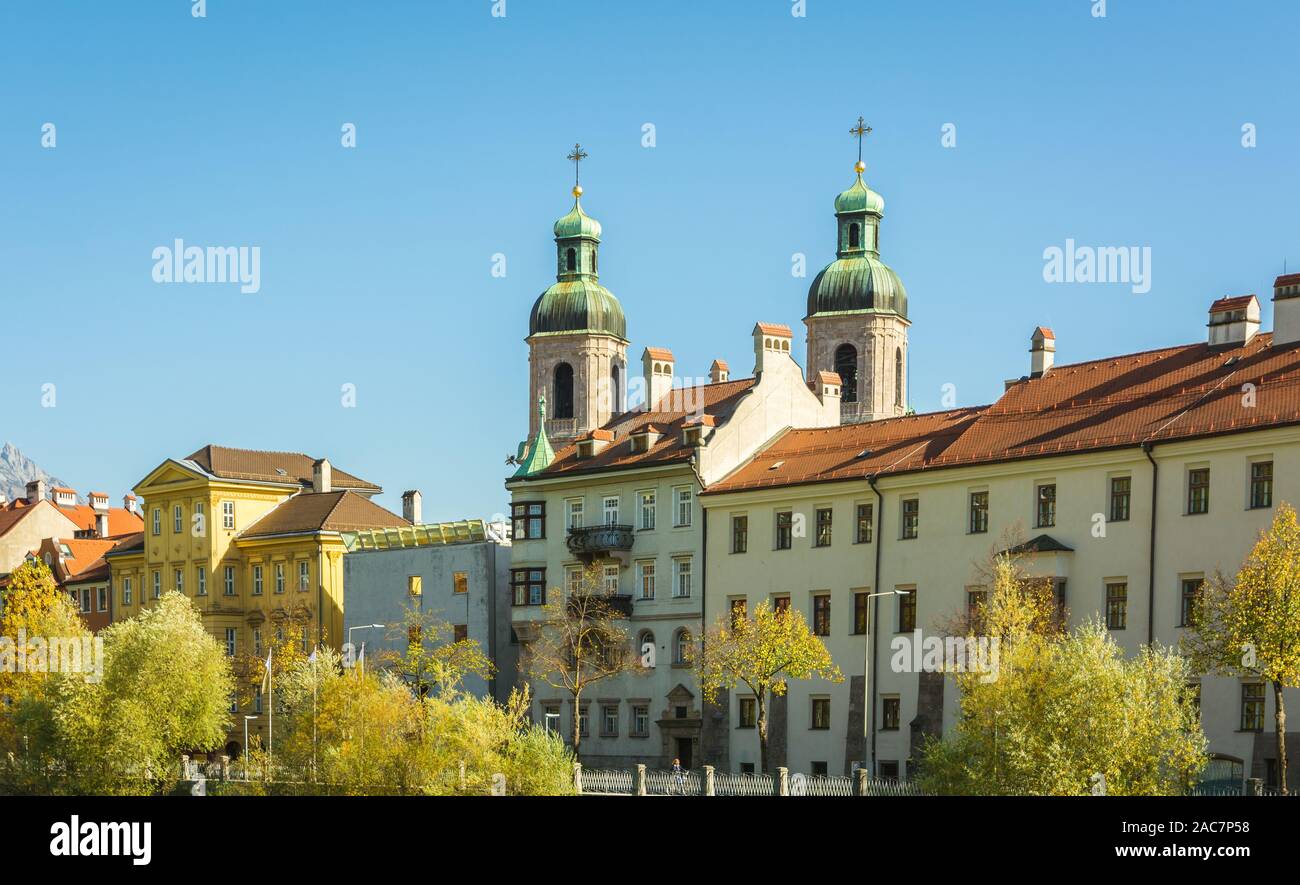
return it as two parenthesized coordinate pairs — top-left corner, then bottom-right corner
(834, 173), (885, 215)
(530, 279), (627, 338)
(553, 198), (602, 240)
(807, 169), (907, 319)
(806, 257), (908, 318)
(530, 191), (626, 339)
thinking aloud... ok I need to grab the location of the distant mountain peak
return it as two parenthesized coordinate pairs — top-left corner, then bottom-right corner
(0, 442), (76, 503)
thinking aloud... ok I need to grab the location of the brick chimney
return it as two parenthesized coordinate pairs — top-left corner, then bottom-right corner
(709, 359), (729, 384)
(402, 490), (422, 525)
(26, 479), (47, 504)
(1030, 327), (1056, 378)
(312, 458), (332, 493)
(642, 347), (675, 411)
(1273, 274), (1300, 348)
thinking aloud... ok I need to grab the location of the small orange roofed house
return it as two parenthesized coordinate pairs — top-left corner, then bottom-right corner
(103, 445), (409, 674)
(0, 480), (144, 627)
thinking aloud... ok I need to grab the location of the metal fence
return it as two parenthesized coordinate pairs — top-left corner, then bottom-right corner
(576, 764), (919, 797)
(713, 771), (778, 796)
(578, 768), (636, 795)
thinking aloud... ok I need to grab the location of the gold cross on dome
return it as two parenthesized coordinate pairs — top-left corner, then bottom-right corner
(850, 116), (872, 166)
(566, 143), (589, 186)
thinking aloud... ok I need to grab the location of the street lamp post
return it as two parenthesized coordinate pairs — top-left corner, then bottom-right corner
(862, 589), (909, 777)
(347, 623), (384, 671)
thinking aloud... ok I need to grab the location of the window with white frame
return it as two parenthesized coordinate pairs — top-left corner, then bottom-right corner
(173, 504), (184, 534)
(80, 587), (91, 612)
(275, 563), (285, 594)
(637, 560), (656, 600)
(674, 487), (693, 527)
(152, 508), (161, 535)
(122, 577), (132, 606)
(152, 570), (161, 599)
(673, 557), (692, 598)
(222, 500), (235, 530)
(566, 565), (582, 596)
(224, 565), (235, 596)
(298, 561), (309, 591)
(603, 495), (620, 526)
(638, 490), (656, 530)
(225, 628), (237, 657)
(196, 565), (206, 596)
(603, 563), (620, 594)
(253, 565), (264, 595)
(566, 498), (584, 530)
(97, 586), (107, 612)
(174, 568), (183, 594)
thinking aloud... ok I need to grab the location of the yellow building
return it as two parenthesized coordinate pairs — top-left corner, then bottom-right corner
(105, 445), (407, 752)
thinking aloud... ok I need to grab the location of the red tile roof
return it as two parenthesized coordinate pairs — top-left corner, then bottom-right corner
(1209, 295), (1257, 312)
(52, 502), (144, 537)
(1275, 273), (1300, 288)
(643, 346), (674, 361)
(755, 322), (792, 337)
(708, 332), (1300, 494)
(523, 378), (758, 479)
(185, 445), (380, 492)
(238, 491), (408, 538)
(815, 370), (843, 386)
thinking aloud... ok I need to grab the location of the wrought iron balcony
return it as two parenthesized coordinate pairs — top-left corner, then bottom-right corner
(566, 592), (635, 620)
(566, 524), (635, 557)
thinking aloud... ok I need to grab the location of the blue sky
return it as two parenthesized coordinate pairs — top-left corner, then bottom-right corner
(1, 0), (1296, 521)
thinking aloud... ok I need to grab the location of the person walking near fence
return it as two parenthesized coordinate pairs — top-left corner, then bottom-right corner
(672, 758), (685, 795)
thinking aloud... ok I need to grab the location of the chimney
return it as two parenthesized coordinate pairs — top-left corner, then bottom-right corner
(642, 347), (675, 411)
(1208, 295), (1260, 347)
(312, 458), (332, 493)
(812, 370), (843, 414)
(95, 512), (110, 538)
(123, 494), (137, 514)
(1272, 274), (1300, 348)
(402, 490), (422, 525)
(709, 359), (730, 384)
(0, 493), (7, 507)
(26, 479), (47, 504)
(753, 322), (793, 376)
(1030, 327), (1056, 378)
(89, 491), (109, 512)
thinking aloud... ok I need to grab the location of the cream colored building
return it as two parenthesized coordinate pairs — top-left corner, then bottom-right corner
(702, 282), (1300, 789)
(506, 180), (844, 768)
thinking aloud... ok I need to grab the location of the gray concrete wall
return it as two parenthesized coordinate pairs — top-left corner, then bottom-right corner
(343, 539), (516, 703)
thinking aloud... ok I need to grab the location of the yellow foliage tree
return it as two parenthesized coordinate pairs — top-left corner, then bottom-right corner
(694, 600), (842, 773)
(1184, 503), (1300, 794)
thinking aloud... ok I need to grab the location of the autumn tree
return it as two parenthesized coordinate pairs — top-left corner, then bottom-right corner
(1184, 503), (1300, 794)
(381, 600), (494, 698)
(523, 564), (643, 760)
(694, 600), (843, 773)
(919, 558), (1205, 795)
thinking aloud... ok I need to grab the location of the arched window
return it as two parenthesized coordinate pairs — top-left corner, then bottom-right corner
(638, 630), (655, 667)
(834, 343), (858, 404)
(554, 362), (575, 419)
(590, 248), (598, 273)
(565, 248), (577, 272)
(895, 347), (903, 408)
(610, 364), (621, 414)
(674, 628), (692, 665)
(848, 223), (860, 249)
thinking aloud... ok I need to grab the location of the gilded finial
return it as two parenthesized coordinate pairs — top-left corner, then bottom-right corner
(850, 116), (872, 173)
(567, 143), (589, 197)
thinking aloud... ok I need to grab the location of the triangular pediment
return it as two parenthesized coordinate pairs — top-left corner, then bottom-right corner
(134, 459), (210, 495)
(667, 683), (695, 702)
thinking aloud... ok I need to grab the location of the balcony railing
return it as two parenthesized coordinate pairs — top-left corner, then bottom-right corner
(566, 524), (634, 557)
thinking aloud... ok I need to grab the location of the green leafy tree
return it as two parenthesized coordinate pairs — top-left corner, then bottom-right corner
(919, 562), (1206, 796)
(382, 600), (494, 698)
(1184, 503), (1300, 793)
(694, 600), (843, 773)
